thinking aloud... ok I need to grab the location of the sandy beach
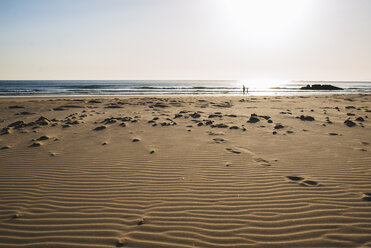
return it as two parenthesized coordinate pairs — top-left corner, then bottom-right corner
(0, 94), (370, 248)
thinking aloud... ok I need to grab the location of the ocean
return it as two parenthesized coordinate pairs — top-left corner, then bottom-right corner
(0, 80), (370, 97)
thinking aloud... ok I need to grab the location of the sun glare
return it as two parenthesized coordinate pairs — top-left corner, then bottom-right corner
(218, 0), (315, 43)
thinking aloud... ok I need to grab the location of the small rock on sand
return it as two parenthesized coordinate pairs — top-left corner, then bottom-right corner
(299, 115), (315, 121)
(344, 119), (356, 127)
(94, 126), (106, 131)
(37, 135), (49, 141)
(274, 124), (284, 129)
(247, 114), (260, 123)
(29, 142), (41, 147)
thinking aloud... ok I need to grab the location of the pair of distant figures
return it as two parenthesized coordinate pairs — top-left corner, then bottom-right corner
(242, 85), (248, 94)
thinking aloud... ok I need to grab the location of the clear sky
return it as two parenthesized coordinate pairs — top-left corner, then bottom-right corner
(0, 0), (370, 81)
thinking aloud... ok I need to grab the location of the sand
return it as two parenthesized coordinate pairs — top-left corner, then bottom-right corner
(0, 94), (370, 248)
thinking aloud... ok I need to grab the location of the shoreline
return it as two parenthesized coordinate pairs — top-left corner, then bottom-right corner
(0, 92), (370, 100)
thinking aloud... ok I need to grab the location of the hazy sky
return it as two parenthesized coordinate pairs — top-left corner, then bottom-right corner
(0, 0), (370, 81)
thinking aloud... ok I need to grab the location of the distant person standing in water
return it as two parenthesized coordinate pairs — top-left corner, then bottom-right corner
(242, 85), (245, 94)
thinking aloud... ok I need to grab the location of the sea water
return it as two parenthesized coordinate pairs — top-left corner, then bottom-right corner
(0, 80), (370, 97)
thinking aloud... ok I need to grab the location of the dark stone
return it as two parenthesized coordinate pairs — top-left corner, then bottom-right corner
(300, 84), (343, 90)
(205, 120), (213, 125)
(345, 106), (355, 109)
(94, 126), (106, 131)
(8, 120), (26, 129)
(88, 99), (102, 103)
(37, 135), (49, 141)
(300, 115), (315, 121)
(247, 114), (260, 123)
(274, 124), (284, 129)
(211, 123), (228, 128)
(29, 142), (41, 147)
(36, 116), (50, 125)
(190, 112), (201, 118)
(8, 105), (25, 109)
(356, 117), (365, 122)
(66, 120), (79, 125)
(149, 102), (168, 108)
(344, 119), (356, 127)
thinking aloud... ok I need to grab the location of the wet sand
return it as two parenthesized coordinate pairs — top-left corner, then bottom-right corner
(0, 94), (370, 248)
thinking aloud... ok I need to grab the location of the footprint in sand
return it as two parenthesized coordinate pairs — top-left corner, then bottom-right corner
(286, 176), (304, 181)
(254, 158), (271, 166)
(300, 180), (320, 187)
(29, 142), (41, 147)
(213, 138), (225, 144)
(286, 176), (320, 187)
(226, 148), (241, 154)
(116, 239), (127, 247)
(362, 193), (371, 201)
